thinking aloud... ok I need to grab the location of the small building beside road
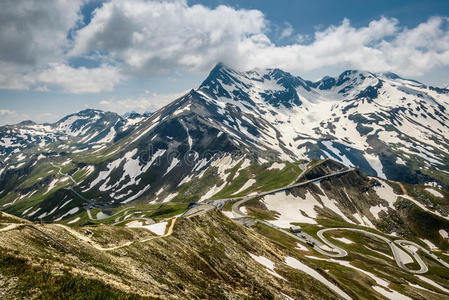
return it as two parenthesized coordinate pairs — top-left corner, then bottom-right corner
(290, 226), (302, 233)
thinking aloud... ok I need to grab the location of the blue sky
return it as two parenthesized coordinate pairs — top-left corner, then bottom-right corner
(0, 0), (448, 125)
(192, 0), (449, 37)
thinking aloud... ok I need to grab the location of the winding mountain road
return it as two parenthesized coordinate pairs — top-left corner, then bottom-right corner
(86, 206), (134, 221)
(231, 167), (356, 218)
(224, 167), (449, 274)
(65, 185), (138, 222)
(181, 167), (354, 218)
(50, 162), (112, 219)
(317, 228), (432, 274)
(396, 239), (449, 269)
(51, 162), (76, 185)
(30, 162), (449, 273)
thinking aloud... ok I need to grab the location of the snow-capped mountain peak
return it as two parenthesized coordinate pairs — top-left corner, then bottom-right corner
(199, 63), (307, 109)
(2, 64), (449, 214)
(194, 64), (449, 180)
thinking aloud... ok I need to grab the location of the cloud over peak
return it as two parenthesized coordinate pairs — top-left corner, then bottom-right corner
(70, 0), (266, 74)
(1, 0), (449, 93)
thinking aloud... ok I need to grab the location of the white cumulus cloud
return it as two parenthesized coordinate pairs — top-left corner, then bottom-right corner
(70, 0), (266, 75)
(1, 0), (449, 94)
(71, 1), (449, 78)
(0, 109), (30, 126)
(99, 90), (188, 114)
(31, 63), (124, 94)
(280, 22), (294, 39)
(0, 0), (84, 90)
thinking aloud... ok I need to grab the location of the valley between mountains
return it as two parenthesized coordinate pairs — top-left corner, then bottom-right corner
(1, 64), (449, 299)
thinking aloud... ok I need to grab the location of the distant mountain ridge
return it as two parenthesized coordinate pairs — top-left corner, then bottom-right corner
(0, 109), (147, 157)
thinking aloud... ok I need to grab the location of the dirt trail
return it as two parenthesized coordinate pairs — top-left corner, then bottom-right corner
(54, 224), (131, 251)
(139, 218), (177, 243)
(1, 214), (177, 252)
(55, 219), (177, 251)
(395, 181), (408, 195)
(166, 218), (176, 235)
(0, 223), (23, 232)
(0, 211), (32, 223)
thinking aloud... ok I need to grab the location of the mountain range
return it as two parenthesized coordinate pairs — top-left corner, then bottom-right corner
(2, 63), (449, 216)
(1, 64), (449, 299)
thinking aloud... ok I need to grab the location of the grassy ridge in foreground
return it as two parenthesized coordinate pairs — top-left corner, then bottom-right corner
(0, 250), (148, 299)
